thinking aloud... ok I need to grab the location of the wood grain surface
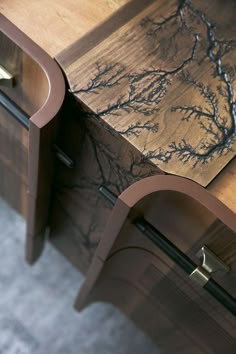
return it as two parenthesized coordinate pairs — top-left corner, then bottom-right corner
(0, 30), (48, 216)
(208, 157), (236, 213)
(1, 4), (235, 348)
(0, 0), (129, 57)
(76, 180), (236, 353)
(49, 95), (163, 272)
(48, 0), (236, 275)
(58, 0), (236, 188)
(0, 0), (129, 215)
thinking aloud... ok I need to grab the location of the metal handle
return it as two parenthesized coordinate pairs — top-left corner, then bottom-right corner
(0, 65), (15, 88)
(190, 246), (230, 287)
(99, 185), (236, 316)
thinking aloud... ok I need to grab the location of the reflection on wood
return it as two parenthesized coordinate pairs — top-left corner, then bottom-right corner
(50, 97), (162, 272)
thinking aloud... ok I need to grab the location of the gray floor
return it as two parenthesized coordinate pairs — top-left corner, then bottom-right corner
(0, 197), (160, 354)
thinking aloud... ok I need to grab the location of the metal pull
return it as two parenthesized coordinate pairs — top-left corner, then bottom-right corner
(190, 246), (230, 287)
(0, 65), (15, 87)
(54, 145), (74, 169)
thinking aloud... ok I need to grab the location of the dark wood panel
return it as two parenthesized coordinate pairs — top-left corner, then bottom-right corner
(88, 249), (235, 354)
(75, 178), (236, 353)
(0, 29), (48, 216)
(0, 15), (65, 264)
(49, 95), (163, 272)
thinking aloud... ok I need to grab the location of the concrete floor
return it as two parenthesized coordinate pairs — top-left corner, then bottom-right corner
(0, 197), (161, 354)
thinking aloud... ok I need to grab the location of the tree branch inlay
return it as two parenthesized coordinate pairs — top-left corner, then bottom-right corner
(72, 0), (236, 168)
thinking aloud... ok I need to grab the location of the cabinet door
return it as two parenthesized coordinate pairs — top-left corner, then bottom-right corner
(0, 15), (65, 263)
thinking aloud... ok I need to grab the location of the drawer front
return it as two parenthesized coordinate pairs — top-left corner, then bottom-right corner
(76, 175), (236, 353)
(0, 15), (65, 262)
(0, 27), (47, 215)
(89, 248), (235, 354)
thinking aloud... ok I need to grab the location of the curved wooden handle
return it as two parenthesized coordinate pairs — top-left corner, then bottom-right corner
(120, 175), (236, 233)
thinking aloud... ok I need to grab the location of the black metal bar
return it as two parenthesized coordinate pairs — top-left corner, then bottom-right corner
(135, 218), (195, 274)
(99, 185), (236, 316)
(53, 145), (75, 169)
(0, 89), (29, 129)
(99, 186), (117, 205)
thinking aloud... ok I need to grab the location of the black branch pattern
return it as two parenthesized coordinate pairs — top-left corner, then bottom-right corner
(56, 115), (158, 265)
(73, 63), (161, 136)
(72, 0), (236, 168)
(141, 0), (236, 166)
(72, 63), (126, 94)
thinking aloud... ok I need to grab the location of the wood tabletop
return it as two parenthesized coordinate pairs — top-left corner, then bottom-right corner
(0, 0), (129, 57)
(57, 0), (236, 187)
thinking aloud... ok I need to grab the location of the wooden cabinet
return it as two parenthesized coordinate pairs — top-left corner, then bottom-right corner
(0, 0), (236, 352)
(53, 1), (236, 350)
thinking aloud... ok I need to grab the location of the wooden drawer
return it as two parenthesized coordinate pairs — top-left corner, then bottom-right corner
(75, 176), (236, 353)
(0, 15), (65, 261)
(0, 2), (235, 351)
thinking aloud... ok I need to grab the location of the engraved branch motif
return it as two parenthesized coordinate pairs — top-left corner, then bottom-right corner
(57, 116), (158, 264)
(142, 0), (236, 166)
(72, 63), (126, 94)
(72, 0), (235, 168)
